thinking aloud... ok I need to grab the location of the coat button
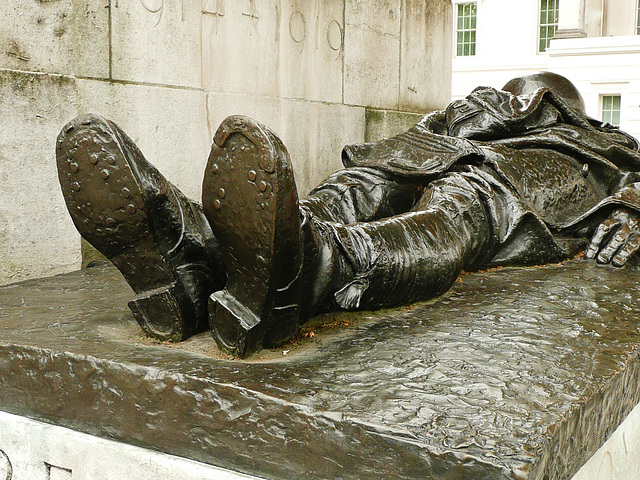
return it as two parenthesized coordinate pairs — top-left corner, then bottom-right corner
(581, 163), (589, 177)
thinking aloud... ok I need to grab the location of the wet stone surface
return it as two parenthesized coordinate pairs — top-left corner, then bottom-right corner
(0, 261), (639, 480)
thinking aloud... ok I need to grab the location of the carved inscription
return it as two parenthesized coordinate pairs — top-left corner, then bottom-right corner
(0, 449), (12, 480)
(327, 20), (343, 53)
(200, 0), (343, 57)
(289, 11), (306, 50)
(242, 0), (259, 36)
(46, 463), (72, 480)
(140, 0), (186, 26)
(140, 0), (163, 27)
(203, 0), (225, 34)
(140, 0), (162, 13)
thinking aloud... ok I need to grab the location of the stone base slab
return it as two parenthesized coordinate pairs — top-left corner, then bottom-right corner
(1, 261), (640, 479)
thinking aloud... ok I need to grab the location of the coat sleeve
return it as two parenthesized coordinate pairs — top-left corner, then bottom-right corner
(561, 183), (640, 228)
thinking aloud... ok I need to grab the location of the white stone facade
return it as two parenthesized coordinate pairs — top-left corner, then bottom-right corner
(451, 0), (640, 140)
(0, 0), (452, 286)
(0, 410), (262, 480)
(572, 397), (640, 480)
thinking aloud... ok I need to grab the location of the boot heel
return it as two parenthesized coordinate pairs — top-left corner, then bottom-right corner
(203, 115), (302, 358)
(208, 291), (262, 358)
(128, 284), (187, 342)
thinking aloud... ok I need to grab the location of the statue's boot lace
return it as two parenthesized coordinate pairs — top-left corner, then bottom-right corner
(56, 114), (225, 341)
(202, 116), (302, 358)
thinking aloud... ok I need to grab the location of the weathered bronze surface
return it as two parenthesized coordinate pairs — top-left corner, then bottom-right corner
(56, 115), (225, 342)
(0, 262), (639, 479)
(57, 73), (640, 357)
(202, 116), (302, 357)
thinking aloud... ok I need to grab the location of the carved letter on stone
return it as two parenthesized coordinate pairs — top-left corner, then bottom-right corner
(46, 464), (72, 480)
(140, 0), (163, 14)
(140, 0), (164, 27)
(203, 0), (225, 34)
(327, 20), (343, 58)
(0, 449), (12, 480)
(242, 0), (259, 36)
(289, 11), (306, 52)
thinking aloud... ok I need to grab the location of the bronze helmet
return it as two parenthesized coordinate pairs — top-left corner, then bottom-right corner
(502, 72), (586, 113)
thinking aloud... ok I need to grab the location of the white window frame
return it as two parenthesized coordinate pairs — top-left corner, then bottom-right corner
(600, 94), (622, 126)
(538, 0), (559, 53)
(454, 2), (477, 57)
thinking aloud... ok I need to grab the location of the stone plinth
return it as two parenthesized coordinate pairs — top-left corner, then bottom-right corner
(2, 260), (638, 479)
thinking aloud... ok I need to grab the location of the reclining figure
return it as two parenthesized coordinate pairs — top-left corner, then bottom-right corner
(57, 72), (640, 358)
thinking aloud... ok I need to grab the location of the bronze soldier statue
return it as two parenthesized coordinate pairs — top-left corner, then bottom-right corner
(57, 72), (640, 358)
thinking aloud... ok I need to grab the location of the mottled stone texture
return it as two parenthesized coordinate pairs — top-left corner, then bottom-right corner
(400, 0), (452, 112)
(0, 71), (81, 285)
(0, 0), (452, 286)
(364, 108), (424, 142)
(0, 261), (639, 479)
(0, 0), (109, 77)
(111, 1), (202, 88)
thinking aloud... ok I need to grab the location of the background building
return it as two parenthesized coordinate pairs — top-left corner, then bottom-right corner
(451, 0), (640, 139)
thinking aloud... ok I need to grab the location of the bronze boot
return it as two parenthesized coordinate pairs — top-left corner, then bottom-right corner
(56, 114), (225, 342)
(202, 116), (302, 358)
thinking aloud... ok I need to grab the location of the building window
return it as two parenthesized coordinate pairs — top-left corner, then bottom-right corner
(539, 0), (559, 53)
(456, 3), (477, 56)
(601, 95), (621, 126)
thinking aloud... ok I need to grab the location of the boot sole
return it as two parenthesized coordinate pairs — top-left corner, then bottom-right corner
(202, 116), (301, 357)
(56, 114), (191, 341)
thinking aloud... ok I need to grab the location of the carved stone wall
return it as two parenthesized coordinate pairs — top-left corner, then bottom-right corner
(0, 0), (451, 285)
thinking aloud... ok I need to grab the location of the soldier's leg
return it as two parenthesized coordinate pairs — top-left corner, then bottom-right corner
(301, 167), (424, 224)
(326, 171), (496, 310)
(201, 115), (495, 357)
(297, 168), (426, 316)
